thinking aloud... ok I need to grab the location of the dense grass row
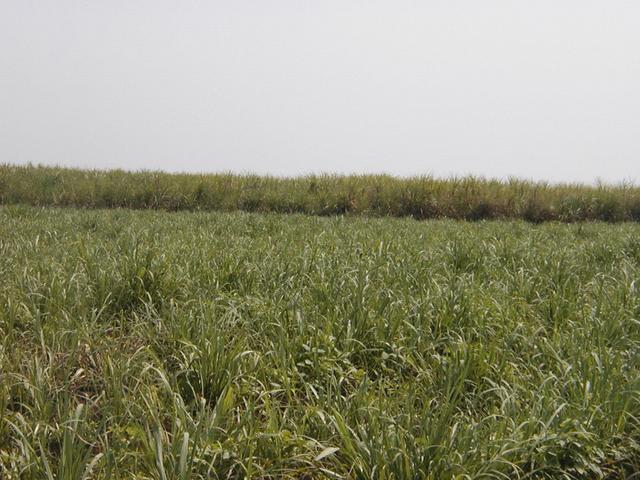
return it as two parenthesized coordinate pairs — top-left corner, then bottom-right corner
(2, 164), (640, 222)
(2, 205), (640, 478)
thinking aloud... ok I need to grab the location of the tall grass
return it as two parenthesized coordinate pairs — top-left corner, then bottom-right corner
(2, 164), (640, 221)
(2, 206), (640, 478)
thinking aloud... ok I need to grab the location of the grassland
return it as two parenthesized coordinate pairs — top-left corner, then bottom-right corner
(1, 205), (640, 478)
(2, 164), (640, 222)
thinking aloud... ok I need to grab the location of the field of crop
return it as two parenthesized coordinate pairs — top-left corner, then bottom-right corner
(1, 205), (640, 479)
(2, 164), (640, 222)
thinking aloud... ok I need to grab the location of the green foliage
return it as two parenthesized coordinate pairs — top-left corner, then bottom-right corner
(2, 206), (640, 478)
(2, 164), (640, 222)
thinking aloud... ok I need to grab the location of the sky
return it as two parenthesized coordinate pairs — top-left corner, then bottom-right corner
(0, 1), (638, 184)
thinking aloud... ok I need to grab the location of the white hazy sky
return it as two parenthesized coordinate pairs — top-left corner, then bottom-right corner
(1, 1), (638, 183)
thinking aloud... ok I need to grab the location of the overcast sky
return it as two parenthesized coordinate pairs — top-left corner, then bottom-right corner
(1, 1), (638, 183)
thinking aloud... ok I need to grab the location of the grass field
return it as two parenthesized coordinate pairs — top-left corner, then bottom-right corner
(2, 205), (640, 478)
(2, 164), (640, 222)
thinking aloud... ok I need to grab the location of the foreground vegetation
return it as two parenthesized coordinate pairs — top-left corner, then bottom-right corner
(2, 206), (640, 478)
(2, 164), (640, 222)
